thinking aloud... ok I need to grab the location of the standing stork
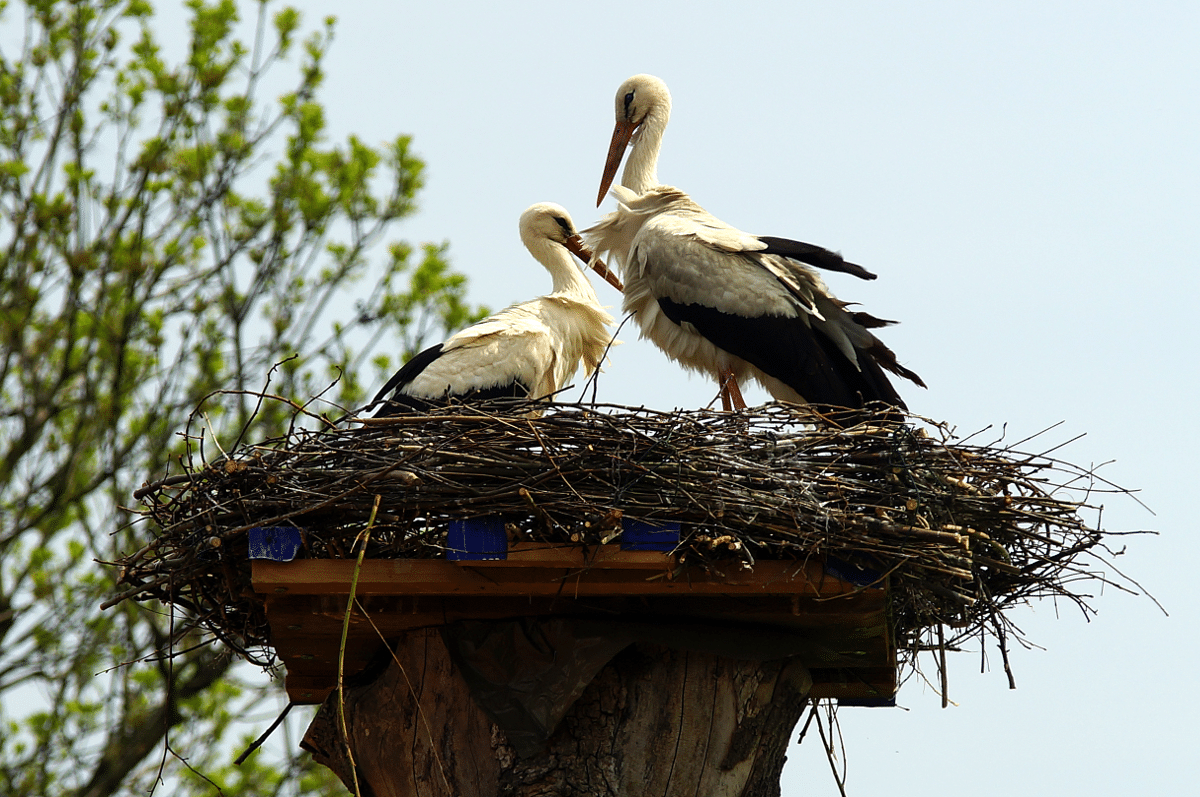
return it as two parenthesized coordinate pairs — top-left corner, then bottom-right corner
(368, 203), (617, 417)
(587, 74), (924, 414)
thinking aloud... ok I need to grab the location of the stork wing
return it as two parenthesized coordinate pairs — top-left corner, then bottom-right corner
(368, 342), (445, 411)
(651, 194), (875, 278)
(633, 218), (807, 318)
(755, 236), (876, 281)
(421, 327), (554, 392)
(430, 305), (559, 395)
(656, 296), (906, 410)
(630, 205), (916, 409)
(369, 302), (561, 417)
(634, 211), (826, 319)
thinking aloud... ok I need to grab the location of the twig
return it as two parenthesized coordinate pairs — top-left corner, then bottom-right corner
(234, 701), (294, 765)
(815, 705), (848, 797)
(337, 494), (382, 797)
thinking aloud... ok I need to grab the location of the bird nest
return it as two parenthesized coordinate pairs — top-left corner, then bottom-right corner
(111, 397), (1138, 673)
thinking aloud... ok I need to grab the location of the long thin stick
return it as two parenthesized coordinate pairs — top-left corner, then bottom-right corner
(338, 493), (381, 797)
(815, 706), (848, 797)
(938, 623), (949, 708)
(234, 701), (293, 765)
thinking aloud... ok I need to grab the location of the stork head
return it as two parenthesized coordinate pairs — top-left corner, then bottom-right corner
(519, 203), (624, 293)
(519, 202), (579, 253)
(598, 74), (671, 206)
(520, 202), (598, 275)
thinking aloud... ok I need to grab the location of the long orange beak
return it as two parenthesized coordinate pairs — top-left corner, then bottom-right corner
(566, 234), (624, 292)
(597, 118), (637, 207)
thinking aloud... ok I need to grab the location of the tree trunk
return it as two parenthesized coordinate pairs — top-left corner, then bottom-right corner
(303, 626), (813, 796)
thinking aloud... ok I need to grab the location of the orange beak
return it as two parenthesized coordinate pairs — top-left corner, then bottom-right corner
(597, 118), (637, 207)
(566, 234), (624, 292)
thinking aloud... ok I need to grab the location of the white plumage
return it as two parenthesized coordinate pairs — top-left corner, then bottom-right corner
(587, 74), (924, 413)
(369, 203), (614, 416)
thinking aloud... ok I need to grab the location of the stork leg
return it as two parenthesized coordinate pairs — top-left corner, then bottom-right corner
(718, 367), (747, 412)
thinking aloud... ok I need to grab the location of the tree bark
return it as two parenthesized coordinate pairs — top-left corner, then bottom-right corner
(303, 626), (812, 797)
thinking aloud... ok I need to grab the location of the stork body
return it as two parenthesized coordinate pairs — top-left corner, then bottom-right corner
(588, 74), (923, 412)
(370, 204), (614, 416)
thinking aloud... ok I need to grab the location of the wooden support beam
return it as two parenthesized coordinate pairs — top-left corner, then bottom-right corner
(490, 543), (672, 568)
(809, 667), (899, 699)
(260, 593), (890, 636)
(252, 555), (857, 598)
(250, 548), (897, 706)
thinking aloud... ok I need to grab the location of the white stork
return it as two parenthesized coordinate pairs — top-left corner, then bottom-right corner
(586, 74), (924, 414)
(368, 203), (616, 417)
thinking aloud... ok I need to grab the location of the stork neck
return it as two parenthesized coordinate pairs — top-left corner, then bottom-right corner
(621, 108), (667, 194)
(536, 242), (599, 302)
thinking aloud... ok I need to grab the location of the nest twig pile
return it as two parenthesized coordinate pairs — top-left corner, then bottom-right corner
(112, 398), (1138, 670)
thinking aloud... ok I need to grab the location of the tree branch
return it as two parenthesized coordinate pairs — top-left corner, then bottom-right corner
(74, 649), (233, 797)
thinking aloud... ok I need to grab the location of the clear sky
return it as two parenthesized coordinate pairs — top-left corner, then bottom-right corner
(275, 1), (1195, 792)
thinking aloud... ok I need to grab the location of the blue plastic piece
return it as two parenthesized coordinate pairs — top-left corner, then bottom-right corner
(248, 526), (303, 562)
(619, 518), (680, 552)
(447, 517), (508, 561)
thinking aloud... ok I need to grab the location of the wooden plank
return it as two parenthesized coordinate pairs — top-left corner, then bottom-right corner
(261, 592), (888, 634)
(486, 543), (672, 569)
(264, 607), (891, 642)
(808, 667), (898, 700)
(283, 676), (336, 703)
(266, 611), (889, 667)
(284, 667), (898, 705)
(252, 557), (859, 598)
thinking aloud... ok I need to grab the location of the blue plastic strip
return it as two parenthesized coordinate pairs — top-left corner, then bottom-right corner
(248, 527), (303, 562)
(447, 517), (508, 561)
(619, 518), (680, 552)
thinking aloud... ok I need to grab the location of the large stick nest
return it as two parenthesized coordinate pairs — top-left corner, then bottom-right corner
(112, 398), (1138, 669)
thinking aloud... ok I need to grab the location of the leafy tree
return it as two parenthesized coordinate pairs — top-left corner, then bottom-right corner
(0, 1), (485, 794)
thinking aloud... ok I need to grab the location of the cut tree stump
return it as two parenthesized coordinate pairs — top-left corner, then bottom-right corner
(302, 626), (814, 797)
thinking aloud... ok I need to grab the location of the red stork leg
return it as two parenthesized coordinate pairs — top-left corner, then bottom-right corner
(718, 367), (747, 411)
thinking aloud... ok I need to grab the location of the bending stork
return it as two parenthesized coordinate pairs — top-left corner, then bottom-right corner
(588, 74), (924, 414)
(368, 203), (616, 417)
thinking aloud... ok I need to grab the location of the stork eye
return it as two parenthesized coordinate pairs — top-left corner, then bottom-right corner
(553, 216), (574, 236)
(623, 91), (635, 113)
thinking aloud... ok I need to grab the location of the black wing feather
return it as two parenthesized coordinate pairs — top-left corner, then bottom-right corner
(368, 342), (533, 417)
(657, 297), (906, 411)
(367, 343), (444, 415)
(755, 236), (876, 281)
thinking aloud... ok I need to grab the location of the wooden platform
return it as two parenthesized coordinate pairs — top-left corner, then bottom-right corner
(253, 544), (896, 704)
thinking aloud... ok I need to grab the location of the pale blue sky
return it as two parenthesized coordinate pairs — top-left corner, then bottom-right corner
(255, 1), (1199, 792)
